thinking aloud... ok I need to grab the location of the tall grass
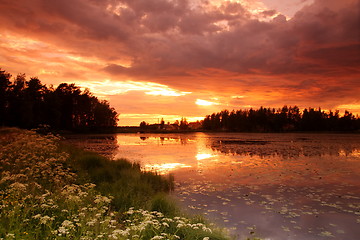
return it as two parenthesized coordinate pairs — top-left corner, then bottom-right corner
(61, 144), (174, 211)
(0, 128), (230, 240)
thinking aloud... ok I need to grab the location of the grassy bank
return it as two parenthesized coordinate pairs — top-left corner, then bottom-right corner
(0, 128), (229, 239)
(60, 144), (174, 212)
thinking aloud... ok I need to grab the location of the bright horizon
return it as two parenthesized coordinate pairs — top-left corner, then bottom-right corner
(1, 0), (359, 126)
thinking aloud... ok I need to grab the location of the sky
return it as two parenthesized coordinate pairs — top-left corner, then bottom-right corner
(0, 0), (359, 126)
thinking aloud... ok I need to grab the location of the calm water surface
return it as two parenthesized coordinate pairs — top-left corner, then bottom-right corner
(66, 133), (360, 240)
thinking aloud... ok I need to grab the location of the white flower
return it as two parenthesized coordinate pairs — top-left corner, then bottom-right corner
(176, 223), (185, 228)
(126, 208), (134, 215)
(6, 233), (15, 239)
(150, 236), (164, 240)
(40, 215), (54, 224)
(58, 226), (67, 234)
(62, 220), (75, 229)
(94, 195), (112, 204)
(86, 220), (96, 226)
(33, 214), (42, 219)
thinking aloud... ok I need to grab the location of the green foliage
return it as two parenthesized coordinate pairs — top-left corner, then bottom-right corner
(150, 194), (180, 217)
(63, 145), (173, 212)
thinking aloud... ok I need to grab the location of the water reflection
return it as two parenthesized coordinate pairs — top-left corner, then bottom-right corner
(112, 133), (360, 239)
(64, 134), (119, 159)
(110, 133), (360, 186)
(143, 163), (191, 174)
(67, 133), (360, 240)
(196, 153), (217, 160)
(210, 138), (360, 158)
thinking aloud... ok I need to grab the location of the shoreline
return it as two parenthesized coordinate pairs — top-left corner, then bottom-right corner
(0, 128), (232, 240)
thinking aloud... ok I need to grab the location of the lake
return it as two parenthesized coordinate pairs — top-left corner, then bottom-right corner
(65, 132), (360, 240)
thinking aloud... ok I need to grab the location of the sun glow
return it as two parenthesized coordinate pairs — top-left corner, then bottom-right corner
(196, 99), (219, 106)
(143, 163), (191, 174)
(145, 89), (191, 97)
(196, 153), (216, 160)
(336, 104), (360, 115)
(0, 33), (47, 50)
(77, 80), (191, 97)
(118, 114), (204, 126)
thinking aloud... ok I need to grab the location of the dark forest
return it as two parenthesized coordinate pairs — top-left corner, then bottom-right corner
(202, 106), (360, 132)
(0, 69), (118, 131)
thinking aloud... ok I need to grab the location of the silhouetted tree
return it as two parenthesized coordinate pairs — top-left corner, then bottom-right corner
(0, 69), (118, 131)
(0, 69), (11, 126)
(8, 74), (27, 127)
(179, 117), (189, 130)
(160, 118), (165, 129)
(202, 105), (359, 132)
(140, 121), (148, 129)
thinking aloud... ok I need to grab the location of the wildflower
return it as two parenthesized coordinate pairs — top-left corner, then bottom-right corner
(62, 220), (75, 229)
(163, 217), (173, 222)
(112, 229), (129, 237)
(150, 236), (164, 240)
(9, 182), (27, 191)
(203, 227), (212, 233)
(58, 226), (67, 234)
(176, 223), (185, 228)
(6, 233), (15, 239)
(127, 208), (134, 215)
(67, 195), (81, 202)
(33, 214), (42, 219)
(40, 215), (54, 224)
(87, 220), (96, 226)
(94, 195), (112, 204)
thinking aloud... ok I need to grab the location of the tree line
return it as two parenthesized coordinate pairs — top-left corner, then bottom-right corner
(140, 117), (191, 131)
(202, 106), (360, 132)
(0, 69), (118, 131)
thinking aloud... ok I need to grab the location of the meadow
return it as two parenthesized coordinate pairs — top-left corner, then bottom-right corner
(0, 128), (231, 240)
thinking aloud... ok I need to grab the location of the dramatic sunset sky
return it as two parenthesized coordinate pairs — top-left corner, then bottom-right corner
(1, 0), (359, 126)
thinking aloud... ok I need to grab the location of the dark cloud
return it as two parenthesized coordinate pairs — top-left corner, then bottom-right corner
(0, 0), (359, 116)
(1, 0), (358, 74)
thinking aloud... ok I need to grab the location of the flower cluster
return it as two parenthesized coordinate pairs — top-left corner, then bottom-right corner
(0, 129), (75, 188)
(0, 129), (223, 239)
(106, 208), (213, 240)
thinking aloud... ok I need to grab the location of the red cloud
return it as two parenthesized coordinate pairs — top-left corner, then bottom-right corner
(0, 0), (359, 120)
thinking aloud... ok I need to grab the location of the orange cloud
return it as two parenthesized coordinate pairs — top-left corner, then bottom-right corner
(196, 99), (220, 106)
(0, 0), (359, 125)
